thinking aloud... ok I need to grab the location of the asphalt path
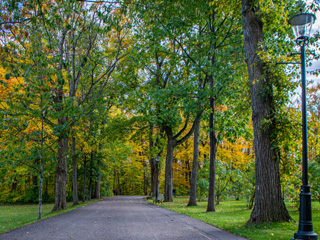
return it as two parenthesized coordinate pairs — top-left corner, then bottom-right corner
(0, 196), (248, 240)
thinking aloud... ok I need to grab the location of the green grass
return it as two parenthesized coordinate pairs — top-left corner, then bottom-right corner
(0, 199), (100, 234)
(152, 197), (320, 240)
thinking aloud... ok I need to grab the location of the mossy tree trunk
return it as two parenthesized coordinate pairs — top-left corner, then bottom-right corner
(242, 0), (291, 223)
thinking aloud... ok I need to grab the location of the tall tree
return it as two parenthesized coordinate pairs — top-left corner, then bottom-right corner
(187, 107), (203, 206)
(241, 0), (292, 222)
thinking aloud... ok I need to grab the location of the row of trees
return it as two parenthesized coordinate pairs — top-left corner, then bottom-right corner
(0, 0), (319, 223)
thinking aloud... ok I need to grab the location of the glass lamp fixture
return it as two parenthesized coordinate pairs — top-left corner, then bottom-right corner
(289, 11), (316, 41)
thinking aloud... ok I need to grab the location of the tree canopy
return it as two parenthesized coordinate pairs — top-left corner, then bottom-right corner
(0, 0), (320, 224)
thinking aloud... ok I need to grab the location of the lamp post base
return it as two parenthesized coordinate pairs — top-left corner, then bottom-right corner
(293, 231), (318, 240)
(293, 185), (318, 240)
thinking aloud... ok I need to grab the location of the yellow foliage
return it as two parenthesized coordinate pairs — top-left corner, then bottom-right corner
(0, 67), (24, 101)
(217, 138), (253, 171)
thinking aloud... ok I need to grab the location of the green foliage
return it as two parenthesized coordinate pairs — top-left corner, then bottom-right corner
(242, 161), (256, 209)
(228, 169), (245, 200)
(197, 178), (209, 202)
(215, 159), (230, 204)
(309, 155), (320, 203)
(0, 0), (319, 221)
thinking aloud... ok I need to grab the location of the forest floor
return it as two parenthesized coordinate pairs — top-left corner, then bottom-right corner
(154, 196), (320, 240)
(0, 196), (248, 240)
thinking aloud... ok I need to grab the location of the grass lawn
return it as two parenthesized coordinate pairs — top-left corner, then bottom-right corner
(0, 199), (100, 234)
(152, 197), (320, 240)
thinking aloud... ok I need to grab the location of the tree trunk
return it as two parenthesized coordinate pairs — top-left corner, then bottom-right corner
(88, 178), (92, 201)
(38, 101), (44, 219)
(216, 187), (220, 205)
(242, 0), (291, 223)
(149, 125), (163, 197)
(88, 151), (93, 201)
(186, 160), (191, 182)
(113, 168), (116, 191)
(38, 164), (43, 219)
(117, 172), (120, 190)
(95, 161), (101, 199)
(164, 127), (174, 202)
(150, 157), (157, 197)
(52, 80), (69, 212)
(95, 179), (100, 199)
(207, 82), (217, 212)
(52, 124), (69, 211)
(248, 194), (255, 210)
(163, 113), (201, 202)
(143, 163), (147, 195)
(72, 137), (79, 205)
(82, 155), (87, 202)
(11, 177), (18, 192)
(187, 115), (201, 206)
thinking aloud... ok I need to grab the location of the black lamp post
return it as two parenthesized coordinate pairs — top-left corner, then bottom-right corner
(289, 9), (318, 240)
(155, 156), (160, 200)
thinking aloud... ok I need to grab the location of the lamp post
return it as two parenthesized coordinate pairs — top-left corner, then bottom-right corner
(155, 156), (160, 200)
(289, 9), (318, 240)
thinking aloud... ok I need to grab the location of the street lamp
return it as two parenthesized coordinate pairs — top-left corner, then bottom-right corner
(155, 156), (160, 201)
(289, 9), (318, 240)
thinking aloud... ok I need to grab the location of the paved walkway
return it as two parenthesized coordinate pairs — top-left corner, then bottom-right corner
(0, 196), (248, 240)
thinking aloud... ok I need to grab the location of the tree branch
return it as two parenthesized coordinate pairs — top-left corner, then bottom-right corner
(175, 110), (203, 146)
(0, 17), (34, 26)
(173, 114), (190, 140)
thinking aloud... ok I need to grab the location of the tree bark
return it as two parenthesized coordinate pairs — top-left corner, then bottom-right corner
(150, 156), (157, 197)
(82, 155), (87, 202)
(88, 151), (93, 201)
(38, 165), (43, 219)
(11, 177), (18, 192)
(187, 114), (201, 206)
(72, 137), (79, 205)
(164, 128), (174, 202)
(149, 125), (164, 197)
(52, 119), (69, 211)
(143, 162), (147, 195)
(88, 178), (92, 201)
(242, 0), (291, 223)
(207, 96), (217, 212)
(95, 160), (101, 199)
(38, 98), (44, 219)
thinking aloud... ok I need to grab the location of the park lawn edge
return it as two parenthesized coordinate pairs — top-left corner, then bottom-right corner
(0, 198), (103, 235)
(144, 197), (250, 239)
(144, 197), (319, 240)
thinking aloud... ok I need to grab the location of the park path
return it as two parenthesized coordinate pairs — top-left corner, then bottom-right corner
(0, 196), (248, 240)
